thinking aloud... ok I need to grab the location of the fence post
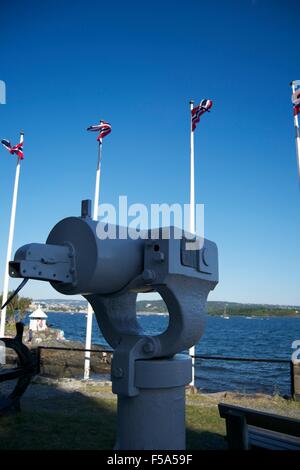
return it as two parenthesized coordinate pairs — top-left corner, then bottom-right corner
(291, 360), (300, 401)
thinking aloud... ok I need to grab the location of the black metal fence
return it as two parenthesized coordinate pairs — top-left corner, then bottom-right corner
(36, 345), (112, 377)
(35, 346), (295, 398)
(36, 344), (110, 372)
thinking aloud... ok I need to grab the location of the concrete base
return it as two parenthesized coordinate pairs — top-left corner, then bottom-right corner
(114, 354), (192, 450)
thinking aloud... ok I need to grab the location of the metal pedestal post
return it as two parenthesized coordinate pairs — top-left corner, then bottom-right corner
(114, 354), (192, 450)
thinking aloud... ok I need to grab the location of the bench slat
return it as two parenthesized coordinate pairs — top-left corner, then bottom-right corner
(218, 403), (300, 451)
(219, 403), (300, 437)
(249, 427), (300, 450)
(249, 425), (300, 445)
(0, 367), (26, 382)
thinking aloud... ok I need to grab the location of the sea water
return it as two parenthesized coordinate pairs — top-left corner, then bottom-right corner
(26, 312), (300, 395)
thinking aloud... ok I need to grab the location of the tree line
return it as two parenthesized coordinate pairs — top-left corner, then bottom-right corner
(0, 292), (32, 323)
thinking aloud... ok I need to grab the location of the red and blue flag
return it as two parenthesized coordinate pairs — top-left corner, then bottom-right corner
(1, 139), (24, 159)
(192, 99), (213, 131)
(87, 120), (112, 141)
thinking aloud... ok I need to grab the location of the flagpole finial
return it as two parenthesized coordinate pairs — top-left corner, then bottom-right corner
(20, 130), (24, 135)
(189, 99), (194, 105)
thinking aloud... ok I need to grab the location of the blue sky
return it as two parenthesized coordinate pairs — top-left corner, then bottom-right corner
(0, 0), (299, 305)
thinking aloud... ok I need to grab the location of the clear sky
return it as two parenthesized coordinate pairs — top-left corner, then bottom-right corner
(0, 0), (299, 305)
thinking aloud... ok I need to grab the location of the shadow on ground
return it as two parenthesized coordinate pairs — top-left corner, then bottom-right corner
(0, 380), (227, 450)
(187, 428), (226, 450)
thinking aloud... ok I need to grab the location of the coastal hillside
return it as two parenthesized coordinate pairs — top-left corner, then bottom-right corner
(34, 299), (300, 316)
(137, 300), (300, 316)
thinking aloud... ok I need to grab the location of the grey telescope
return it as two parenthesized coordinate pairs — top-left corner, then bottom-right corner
(9, 199), (218, 450)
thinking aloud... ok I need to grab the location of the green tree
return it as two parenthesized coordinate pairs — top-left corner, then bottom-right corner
(0, 292), (32, 324)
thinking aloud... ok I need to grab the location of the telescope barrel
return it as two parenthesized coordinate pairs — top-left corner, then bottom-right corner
(9, 216), (144, 296)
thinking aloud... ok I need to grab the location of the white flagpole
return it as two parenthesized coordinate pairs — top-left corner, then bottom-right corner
(290, 81), (300, 180)
(0, 130), (24, 337)
(189, 100), (196, 387)
(189, 100), (195, 234)
(84, 139), (102, 379)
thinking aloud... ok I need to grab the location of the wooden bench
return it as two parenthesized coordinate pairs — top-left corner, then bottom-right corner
(218, 403), (300, 450)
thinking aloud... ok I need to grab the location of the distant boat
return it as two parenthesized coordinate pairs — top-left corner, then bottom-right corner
(221, 304), (230, 319)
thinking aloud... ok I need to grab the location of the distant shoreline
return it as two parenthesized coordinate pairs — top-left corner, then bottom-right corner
(28, 309), (300, 318)
(31, 298), (300, 318)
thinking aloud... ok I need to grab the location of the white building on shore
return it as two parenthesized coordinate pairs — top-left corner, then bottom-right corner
(29, 305), (48, 331)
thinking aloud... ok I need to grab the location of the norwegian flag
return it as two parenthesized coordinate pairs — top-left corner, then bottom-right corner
(291, 87), (300, 116)
(192, 99), (213, 131)
(87, 120), (112, 141)
(294, 104), (300, 116)
(1, 139), (24, 159)
(292, 88), (300, 116)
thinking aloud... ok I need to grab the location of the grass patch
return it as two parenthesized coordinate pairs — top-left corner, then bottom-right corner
(1, 381), (300, 450)
(186, 404), (226, 449)
(0, 395), (117, 450)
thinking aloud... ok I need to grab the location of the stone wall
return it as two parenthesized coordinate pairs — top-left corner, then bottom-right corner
(38, 347), (111, 378)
